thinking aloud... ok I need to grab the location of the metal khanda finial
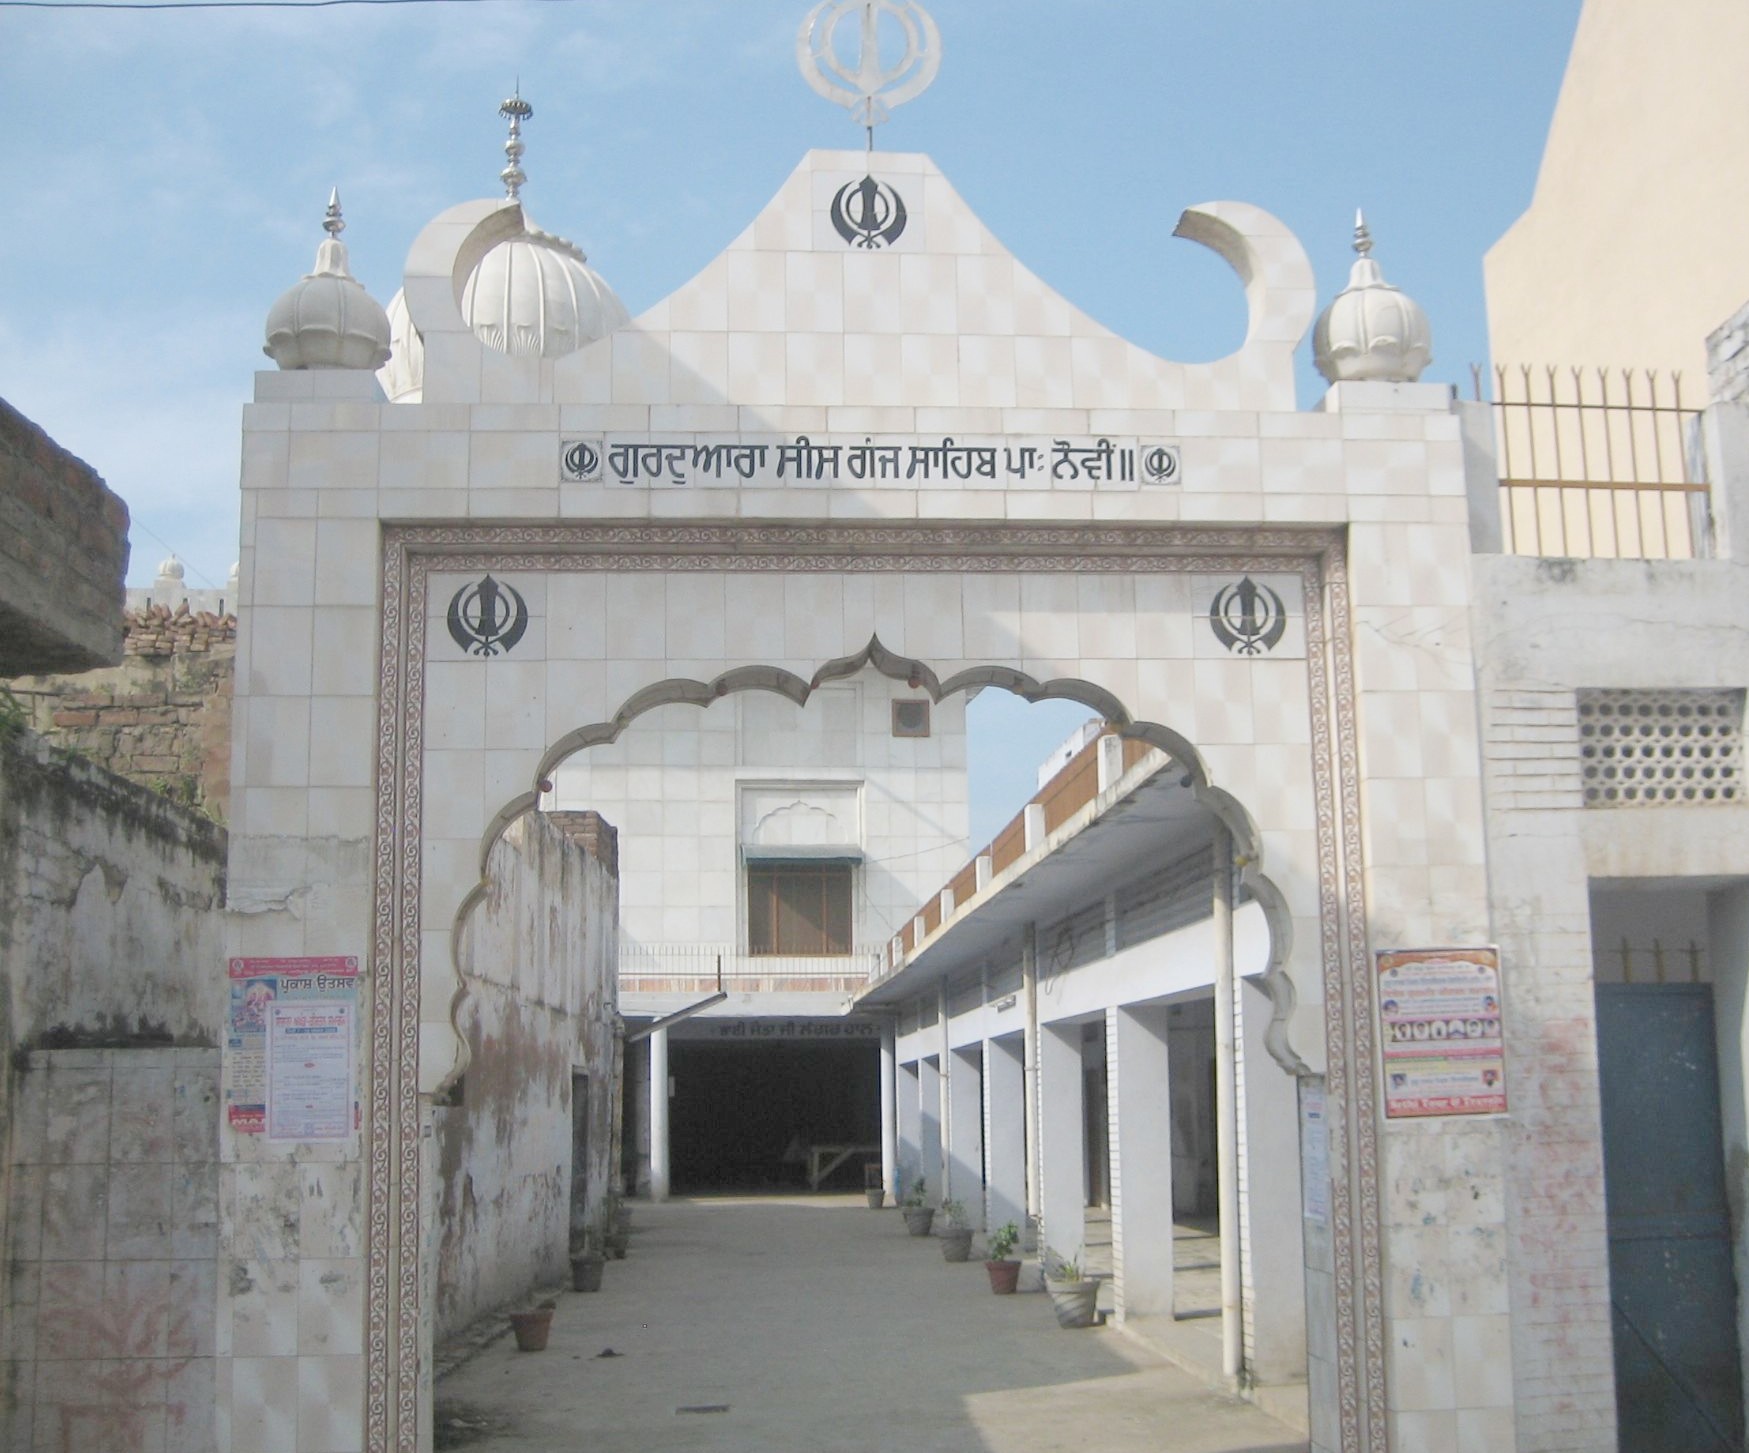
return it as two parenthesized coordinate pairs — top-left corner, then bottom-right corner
(797, 0), (942, 137)
(324, 188), (345, 240)
(1353, 208), (1373, 257)
(499, 88), (533, 200)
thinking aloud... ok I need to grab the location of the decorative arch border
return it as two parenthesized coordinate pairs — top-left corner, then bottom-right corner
(369, 520), (1382, 1452)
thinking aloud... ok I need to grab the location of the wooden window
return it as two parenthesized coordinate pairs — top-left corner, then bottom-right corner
(747, 862), (853, 955)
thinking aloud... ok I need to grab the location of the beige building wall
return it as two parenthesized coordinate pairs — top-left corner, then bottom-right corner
(1485, 0), (1749, 398)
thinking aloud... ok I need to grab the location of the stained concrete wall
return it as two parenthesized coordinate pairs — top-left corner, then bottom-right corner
(1471, 550), (1749, 1452)
(0, 727), (228, 1451)
(432, 810), (620, 1338)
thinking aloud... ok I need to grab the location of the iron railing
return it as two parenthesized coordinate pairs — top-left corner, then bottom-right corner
(1473, 364), (1709, 559)
(618, 940), (884, 991)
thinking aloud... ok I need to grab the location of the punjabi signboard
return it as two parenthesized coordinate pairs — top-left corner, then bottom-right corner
(226, 955), (360, 1140)
(1377, 946), (1507, 1119)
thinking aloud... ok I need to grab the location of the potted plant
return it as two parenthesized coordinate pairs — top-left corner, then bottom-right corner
(604, 1196), (632, 1259)
(1043, 1248), (1100, 1328)
(984, 1221), (1022, 1294)
(938, 1200), (974, 1262)
(900, 1177), (934, 1237)
(864, 1162), (886, 1210)
(570, 1232), (605, 1293)
(508, 1298), (557, 1352)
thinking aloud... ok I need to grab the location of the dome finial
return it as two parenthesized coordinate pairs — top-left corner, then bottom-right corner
(263, 190), (392, 370)
(499, 87), (533, 200)
(1312, 211), (1432, 385)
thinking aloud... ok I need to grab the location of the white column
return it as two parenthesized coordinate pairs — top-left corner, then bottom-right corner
(1022, 922), (1041, 1222)
(1213, 822), (1242, 1381)
(984, 1035), (1026, 1235)
(1037, 1021), (1085, 1269)
(1241, 977), (1308, 1380)
(938, 982), (952, 1194)
(897, 1060), (922, 1197)
(919, 1056), (942, 1204)
(948, 1045), (984, 1219)
(879, 1022), (898, 1200)
(648, 1025), (670, 1202)
(1109, 1004), (1174, 1320)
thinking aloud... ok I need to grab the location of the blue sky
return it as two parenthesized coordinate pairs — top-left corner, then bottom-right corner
(0, 0), (1583, 841)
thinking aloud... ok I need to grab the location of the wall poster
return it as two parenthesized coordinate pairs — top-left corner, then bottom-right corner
(226, 955), (360, 1139)
(1377, 946), (1507, 1118)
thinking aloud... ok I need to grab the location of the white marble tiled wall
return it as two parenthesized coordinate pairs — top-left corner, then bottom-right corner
(224, 147), (1504, 1452)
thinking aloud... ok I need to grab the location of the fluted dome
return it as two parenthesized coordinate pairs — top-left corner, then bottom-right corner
(1313, 212), (1432, 384)
(264, 193), (392, 372)
(157, 553), (185, 582)
(379, 289), (425, 402)
(460, 224), (629, 359)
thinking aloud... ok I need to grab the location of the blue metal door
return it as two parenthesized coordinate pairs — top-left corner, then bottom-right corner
(1597, 983), (1745, 1451)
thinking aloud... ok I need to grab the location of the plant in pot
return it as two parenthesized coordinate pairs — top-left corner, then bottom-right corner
(937, 1200), (974, 1262)
(899, 1177), (935, 1237)
(508, 1298), (557, 1352)
(1043, 1248), (1100, 1328)
(864, 1162), (886, 1210)
(604, 1196), (632, 1259)
(984, 1220), (1022, 1294)
(569, 1231), (605, 1293)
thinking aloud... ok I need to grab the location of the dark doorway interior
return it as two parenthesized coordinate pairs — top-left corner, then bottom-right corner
(669, 1040), (880, 1193)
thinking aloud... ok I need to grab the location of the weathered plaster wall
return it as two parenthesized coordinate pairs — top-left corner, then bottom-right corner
(432, 810), (619, 1338)
(1471, 550), (1749, 1453)
(0, 726), (227, 1050)
(0, 727), (228, 1451)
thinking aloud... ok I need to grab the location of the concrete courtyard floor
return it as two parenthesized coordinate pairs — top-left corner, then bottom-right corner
(433, 1195), (1307, 1453)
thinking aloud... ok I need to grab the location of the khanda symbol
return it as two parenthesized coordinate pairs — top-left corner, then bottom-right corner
(1209, 577), (1288, 657)
(831, 174), (908, 249)
(447, 576), (529, 657)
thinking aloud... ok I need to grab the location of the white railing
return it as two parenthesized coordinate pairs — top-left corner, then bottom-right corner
(618, 940), (885, 986)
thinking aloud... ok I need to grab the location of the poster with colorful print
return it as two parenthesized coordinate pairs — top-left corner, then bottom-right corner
(1377, 947), (1507, 1118)
(226, 956), (360, 1136)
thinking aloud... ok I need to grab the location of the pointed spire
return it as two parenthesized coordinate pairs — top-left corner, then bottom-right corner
(499, 89), (533, 200)
(1352, 207), (1372, 257)
(324, 188), (346, 240)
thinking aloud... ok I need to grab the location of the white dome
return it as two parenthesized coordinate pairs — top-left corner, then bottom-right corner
(379, 289), (425, 402)
(157, 553), (185, 581)
(1313, 213), (1432, 385)
(264, 195), (392, 372)
(460, 225), (629, 359)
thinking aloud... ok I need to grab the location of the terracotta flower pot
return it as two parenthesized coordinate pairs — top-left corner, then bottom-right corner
(509, 1304), (555, 1351)
(939, 1227), (974, 1262)
(986, 1258), (1021, 1294)
(571, 1254), (604, 1293)
(901, 1206), (935, 1237)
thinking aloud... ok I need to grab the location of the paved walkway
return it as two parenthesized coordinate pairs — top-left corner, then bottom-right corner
(434, 1196), (1306, 1453)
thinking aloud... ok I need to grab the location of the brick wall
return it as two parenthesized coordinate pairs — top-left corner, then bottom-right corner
(7, 605), (235, 823)
(0, 396), (130, 675)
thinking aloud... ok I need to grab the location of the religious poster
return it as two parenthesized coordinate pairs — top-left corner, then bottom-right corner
(267, 1000), (355, 1141)
(1377, 947), (1507, 1119)
(225, 955), (360, 1137)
